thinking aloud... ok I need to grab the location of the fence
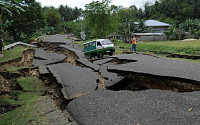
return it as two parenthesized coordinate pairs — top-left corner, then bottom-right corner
(2, 42), (36, 51)
(133, 33), (169, 42)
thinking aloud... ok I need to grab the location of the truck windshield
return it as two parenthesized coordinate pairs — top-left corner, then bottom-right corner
(101, 40), (113, 45)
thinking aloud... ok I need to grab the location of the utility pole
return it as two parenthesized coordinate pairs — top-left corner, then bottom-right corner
(81, 13), (83, 32)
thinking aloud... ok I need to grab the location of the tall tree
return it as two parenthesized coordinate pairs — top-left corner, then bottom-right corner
(6, 0), (46, 42)
(0, 0), (24, 50)
(58, 5), (82, 22)
(84, 0), (115, 38)
(43, 6), (61, 27)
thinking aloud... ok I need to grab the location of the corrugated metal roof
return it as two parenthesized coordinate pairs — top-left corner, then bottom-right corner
(133, 33), (164, 36)
(145, 20), (170, 27)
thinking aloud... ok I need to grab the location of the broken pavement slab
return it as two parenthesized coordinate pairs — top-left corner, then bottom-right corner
(99, 63), (124, 88)
(36, 96), (78, 125)
(67, 89), (200, 125)
(92, 58), (113, 65)
(47, 63), (98, 99)
(42, 34), (72, 44)
(34, 49), (66, 61)
(33, 49), (66, 66)
(38, 66), (50, 75)
(59, 45), (85, 58)
(76, 58), (100, 71)
(108, 54), (200, 85)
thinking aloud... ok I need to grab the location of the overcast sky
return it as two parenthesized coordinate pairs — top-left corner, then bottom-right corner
(36, 0), (155, 9)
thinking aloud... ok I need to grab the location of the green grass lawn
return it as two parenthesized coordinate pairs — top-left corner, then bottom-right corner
(0, 76), (46, 125)
(137, 40), (200, 55)
(0, 46), (29, 63)
(112, 40), (200, 55)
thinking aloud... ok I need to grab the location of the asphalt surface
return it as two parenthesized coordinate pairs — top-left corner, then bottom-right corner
(37, 35), (200, 125)
(92, 58), (113, 65)
(33, 49), (66, 66)
(99, 63), (124, 87)
(67, 89), (200, 125)
(108, 54), (200, 84)
(34, 49), (66, 60)
(60, 45), (85, 58)
(47, 63), (98, 99)
(39, 66), (49, 75)
(42, 34), (72, 44)
(76, 58), (100, 71)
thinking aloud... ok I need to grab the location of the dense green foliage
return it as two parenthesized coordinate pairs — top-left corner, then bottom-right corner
(6, 0), (46, 42)
(0, 0), (24, 45)
(84, 0), (116, 38)
(1, 0), (200, 44)
(43, 6), (61, 27)
(58, 5), (82, 22)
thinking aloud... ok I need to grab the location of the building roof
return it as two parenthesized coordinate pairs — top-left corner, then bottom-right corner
(144, 20), (170, 27)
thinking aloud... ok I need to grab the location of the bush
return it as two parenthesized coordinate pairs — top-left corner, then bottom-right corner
(42, 27), (56, 35)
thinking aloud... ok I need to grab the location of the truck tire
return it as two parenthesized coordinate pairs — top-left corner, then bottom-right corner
(109, 52), (113, 56)
(99, 52), (103, 59)
(88, 54), (91, 59)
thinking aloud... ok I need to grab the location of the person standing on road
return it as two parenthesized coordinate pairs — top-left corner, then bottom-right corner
(131, 35), (137, 53)
(72, 38), (75, 48)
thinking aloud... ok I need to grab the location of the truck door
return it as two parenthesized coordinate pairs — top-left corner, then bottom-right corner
(96, 41), (103, 50)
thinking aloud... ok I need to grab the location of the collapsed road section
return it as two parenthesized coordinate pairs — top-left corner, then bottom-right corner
(9, 34), (199, 125)
(108, 54), (200, 92)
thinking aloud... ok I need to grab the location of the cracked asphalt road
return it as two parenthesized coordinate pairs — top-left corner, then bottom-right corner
(48, 63), (98, 99)
(33, 49), (66, 66)
(35, 35), (200, 125)
(108, 54), (200, 84)
(67, 89), (200, 125)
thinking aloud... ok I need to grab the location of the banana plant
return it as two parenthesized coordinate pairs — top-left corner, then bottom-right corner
(0, 0), (24, 52)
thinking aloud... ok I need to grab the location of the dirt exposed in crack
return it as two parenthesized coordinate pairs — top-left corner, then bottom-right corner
(96, 72), (107, 90)
(109, 58), (137, 65)
(0, 104), (21, 114)
(0, 74), (23, 114)
(40, 74), (69, 111)
(58, 48), (78, 65)
(39, 42), (65, 49)
(108, 78), (148, 91)
(0, 49), (35, 72)
(0, 68), (39, 79)
(150, 51), (200, 60)
(110, 71), (200, 92)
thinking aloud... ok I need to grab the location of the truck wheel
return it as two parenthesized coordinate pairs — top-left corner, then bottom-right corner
(88, 54), (91, 59)
(109, 52), (113, 56)
(99, 52), (103, 59)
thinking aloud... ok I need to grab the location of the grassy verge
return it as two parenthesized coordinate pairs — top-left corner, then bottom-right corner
(0, 46), (29, 63)
(0, 76), (47, 125)
(113, 40), (200, 55)
(6, 66), (28, 73)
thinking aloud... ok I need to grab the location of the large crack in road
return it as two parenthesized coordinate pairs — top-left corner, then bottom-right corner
(2, 34), (200, 125)
(36, 35), (200, 125)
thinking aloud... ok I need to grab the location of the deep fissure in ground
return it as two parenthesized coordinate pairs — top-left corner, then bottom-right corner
(2, 43), (200, 116)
